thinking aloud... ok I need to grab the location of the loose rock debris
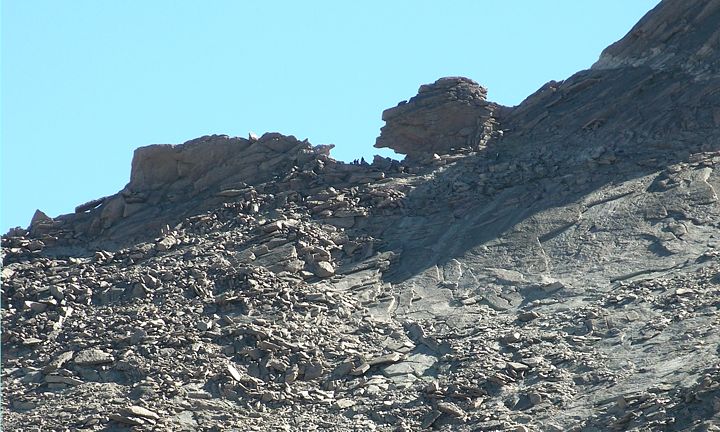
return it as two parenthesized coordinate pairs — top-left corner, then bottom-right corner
(4, 1), (720, 430)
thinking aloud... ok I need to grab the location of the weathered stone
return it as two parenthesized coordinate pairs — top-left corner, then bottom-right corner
(3, 3), (720, 430)
(24, 301), (47, 313)
(217, 189), (245, 197)
(45, 375), (83, 386)
(262, 221), (284, 233)
(26, 239), (45, 251)
(375, 77), (499, 158)
(187, 391), (213, 400)
(75, 196), (107, 213)
(131, 283), (148, 298)
(437, 401), (466, 418)
(312, 261), (335, 278)
(350, 362), (370, 376)
(109, 414), (145, 426)
(304, 362), (324, 380)
(29, 209), (53, 234)
(334, 398), (356, 410)
(197, 320), (213, 331)
(155, 236), (177, 252)
(74, 349), (114, 366)
(122, 405), (160, 420)
(518, 311), (540, 322)
(507, 361), (530, 372)
(22, 337), (43, 346)
(44, 351), (74, 373)
(49, 285), (65, 301)
(420, 410), (442, 429)
(368, 352), (403, 366)
(227, 364), (243, 382)
(382, 353), (436, 377)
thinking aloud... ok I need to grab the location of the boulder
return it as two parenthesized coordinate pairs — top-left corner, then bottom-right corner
(375, 77), (500, 158)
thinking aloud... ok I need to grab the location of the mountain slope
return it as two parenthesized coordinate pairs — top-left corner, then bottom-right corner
(3, 1), (720, 430)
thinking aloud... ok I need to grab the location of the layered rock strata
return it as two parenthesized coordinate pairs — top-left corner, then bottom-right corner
(374, 77), (501, 159)
(3, 1), (720, 431)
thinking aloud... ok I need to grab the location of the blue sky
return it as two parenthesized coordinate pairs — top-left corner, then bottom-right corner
(2, 1), (660, 232)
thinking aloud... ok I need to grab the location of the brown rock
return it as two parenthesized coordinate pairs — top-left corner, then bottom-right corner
(437, 401), (466, 418)
(518, 311), (540, 322)
(375, 77), (499, 158)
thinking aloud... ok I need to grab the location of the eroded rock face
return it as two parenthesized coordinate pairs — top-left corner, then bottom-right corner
(592, 0), (720, 77)
(26, 131), (409, 245)
(375, 77), (500, 158)
(128, 133), (306, 193)
(65, 133), (330, 238)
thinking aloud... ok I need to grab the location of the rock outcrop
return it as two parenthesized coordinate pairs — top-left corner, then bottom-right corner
(374, 77), (500, 159)
(25, 132), (400, 248)
(592, 0), (720, 77)
(3, 1), (720, 431)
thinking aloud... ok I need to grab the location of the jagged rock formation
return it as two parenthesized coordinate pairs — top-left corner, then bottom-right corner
(26, 132), (394, 247)
(375, 77), (500, 159)
(3, 1), (720, 431)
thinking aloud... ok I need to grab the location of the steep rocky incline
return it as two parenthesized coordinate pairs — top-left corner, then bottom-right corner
(593, 0), (720, 76)
(3, 0), (720, 431)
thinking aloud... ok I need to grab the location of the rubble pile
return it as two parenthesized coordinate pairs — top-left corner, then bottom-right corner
(4, 194), (719, 430)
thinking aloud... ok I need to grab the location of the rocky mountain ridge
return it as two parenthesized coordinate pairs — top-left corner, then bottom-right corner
(3, 1), (720, 431)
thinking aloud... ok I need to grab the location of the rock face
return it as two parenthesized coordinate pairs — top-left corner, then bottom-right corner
(25, 132), (396, 247)
(592, 0), (720, 77)
(104, 133), (319, 234)
(374, 77), (499, 158)
(3, 1), (720, 431)
(128, 132), (305, 192)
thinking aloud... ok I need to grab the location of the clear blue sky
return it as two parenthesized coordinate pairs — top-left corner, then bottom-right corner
(2, 1), (660, 232)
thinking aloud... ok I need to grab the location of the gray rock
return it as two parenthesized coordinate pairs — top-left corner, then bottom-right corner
(3, 3), (720, 431)
(24, 301), (47, 313)
(368, 352), (403, 366)
(334, 398), (356, 410)
(155, 235), (177, 251)
(382, 352), (436, 377)
(226, 363), (243, 382)
(44, 375), (83, 385)
(304, 362), (324, 380)
(312, 261), (335, 278)
(121, 405), (160, 420)
(437, 401), (466, 418)
(73, 349), (114, 366)
(49, 285), (65, 301)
